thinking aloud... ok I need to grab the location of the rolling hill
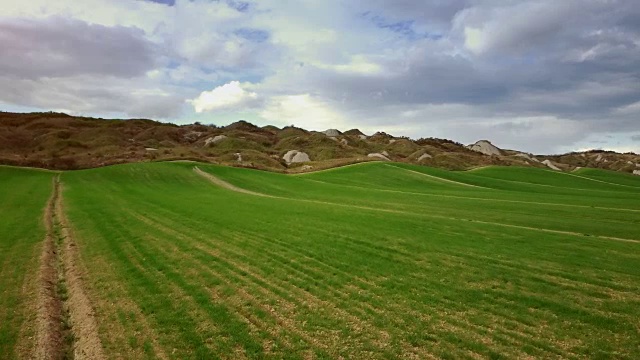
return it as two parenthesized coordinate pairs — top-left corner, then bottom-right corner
(1, 161), (639, 358)
(2, 111), (638, 175)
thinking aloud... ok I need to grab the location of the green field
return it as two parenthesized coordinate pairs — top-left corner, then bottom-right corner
(0, 167), (56, 358)
(1, 162), (640, 359)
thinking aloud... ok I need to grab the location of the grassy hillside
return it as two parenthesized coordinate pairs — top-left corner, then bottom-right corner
(41, 161), (640, 358)
(574, 167), (640, 187)
(0, 167), (55, 359)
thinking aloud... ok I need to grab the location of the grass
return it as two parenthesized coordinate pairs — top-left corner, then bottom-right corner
(574, 167), (640, 188)
(2, 161), (640, 358)
(0, 166), (56, 359)
(58, 162), (640, 358)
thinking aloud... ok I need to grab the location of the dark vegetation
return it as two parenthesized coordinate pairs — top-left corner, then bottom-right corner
(1, 111), (637, 173)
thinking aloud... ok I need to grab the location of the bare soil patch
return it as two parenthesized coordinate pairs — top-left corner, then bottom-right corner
(34, 177), (64, 360)
(194, 166), (275, 197)
(54, 181), (106, 360)
(33, 177), (105, 359)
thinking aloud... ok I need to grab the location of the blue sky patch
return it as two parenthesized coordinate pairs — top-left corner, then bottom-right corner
(234, 28), (269, 43)
(142, 0), (175, 6)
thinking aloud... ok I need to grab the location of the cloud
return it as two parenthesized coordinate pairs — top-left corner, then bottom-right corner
(455, 1), (579, 55)
(356, 0), (468, 32)
(0, 74), (187, 118)
(0, 16), (157, 78)
(1, 0), (640, 153)
(614, 101), (640, 115)
(0, 15), (184, 118)
(166, 0), (280, 73)
(315, 55), (383, 75)
(188, 81), (258, 113)
(260, 94), (347, 130)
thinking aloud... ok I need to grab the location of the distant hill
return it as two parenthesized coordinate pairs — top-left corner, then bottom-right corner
(1, 111), (638, 174)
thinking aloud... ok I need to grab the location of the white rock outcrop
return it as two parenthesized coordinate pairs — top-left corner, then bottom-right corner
(467, 140), (501, 156)
(417, 153), (432, 161)
(324, 129), (341, 137)
(368, 153), (390, 161)
(340, 138), (348, 146)
(542, 160), (561, 171)
(204, 135), (227, 146)
(283, 150), (310, 164)
(633, 170), (640, 176)
(381, 151), (390, 157)
(358, 135), (367, 140)
(515, 153), (540, 163)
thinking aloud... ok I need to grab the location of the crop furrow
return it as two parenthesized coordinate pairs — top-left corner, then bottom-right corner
(129, 211), (402, 357)
(130, 210), (559, 358)
(124, 221), (327, 357)
(134, 208), (556, 354)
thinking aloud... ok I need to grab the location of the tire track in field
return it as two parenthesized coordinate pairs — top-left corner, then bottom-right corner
(559, 171), (640, 189)
(289, 160), (382, 176)
(384, 164), (489, 189)
(54, 181), (106, 360)
(465, 167), (629, 191)
(194, 167), (276, 197)
(304, 177), (640, 213)
(468, 169), (640, 195)
(35, 177), (105, 359)
(34, 176), (65, 360)
(194, 167), (640, 244)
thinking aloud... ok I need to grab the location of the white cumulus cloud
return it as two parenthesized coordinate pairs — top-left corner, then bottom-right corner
(260, 94), (347, 130)
(188, 81), (258, 113)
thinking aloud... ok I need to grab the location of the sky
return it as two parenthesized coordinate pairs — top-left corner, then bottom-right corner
(1, 0), (639, 154)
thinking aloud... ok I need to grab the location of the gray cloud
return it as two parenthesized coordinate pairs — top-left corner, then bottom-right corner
(1, 0), (640, 153)
(246, 0), (640, 153)
(0, 75), (187, 118)
(0, 15), (185, 118)
(0, 16), (157, 79)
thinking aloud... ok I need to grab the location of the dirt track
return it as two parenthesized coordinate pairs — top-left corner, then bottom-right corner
(34, 177), (105, 360)
(386, 164), (489, 189)
(194, 166), (275, 197)
(34, 177), (64, 360)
